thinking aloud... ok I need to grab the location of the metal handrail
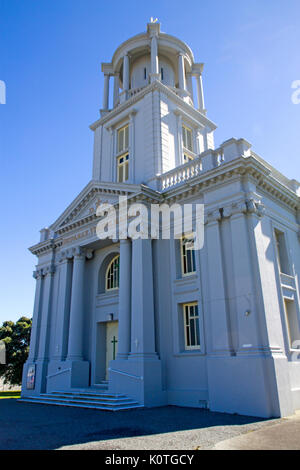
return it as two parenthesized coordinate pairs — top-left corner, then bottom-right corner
(108, 368), (143, 381)
(46, 368), (71, 379)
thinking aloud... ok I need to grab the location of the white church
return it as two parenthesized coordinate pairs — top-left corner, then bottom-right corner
(21, 21), (300, 418)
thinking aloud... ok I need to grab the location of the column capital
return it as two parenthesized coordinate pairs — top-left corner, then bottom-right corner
(33, 268), (43, 280)
(43, 264), (56, 276)
(205, 209), (221, 224)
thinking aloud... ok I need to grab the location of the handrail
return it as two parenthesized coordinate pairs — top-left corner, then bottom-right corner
(46, 368), (71, 379)
(109, 368), (143, 381)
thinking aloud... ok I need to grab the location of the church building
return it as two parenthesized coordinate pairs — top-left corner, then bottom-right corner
(21, 21), (300, 418)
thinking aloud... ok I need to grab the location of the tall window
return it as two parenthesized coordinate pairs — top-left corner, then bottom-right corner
(183, 303), (200, 350)
(117, 125), (129, 182)
(181, 236), (196, 275)
(182, 124), (194, 163)
(106, 255), (120, 291)
(274, 229), (291, 275)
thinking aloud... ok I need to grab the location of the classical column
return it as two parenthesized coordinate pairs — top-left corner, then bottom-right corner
(28, 269), (44, 362)
(117, 239), (132, 359)
(178, 53), (186, 91)
(67, 248), (86, 360)
(123, 54), (129, 93)
(37, 265), (55, 361)
(186, 73), (194, 102)
(150, 35), (159, 82)
(102, 73), (110, 110)
(229, 202), (263, 352)
(205, 210), (232, 355)
(196, 73), (205, 112)
(113, 72), (120, 107)
(53, 253), (73, 360)
(129, 238), (157, 359)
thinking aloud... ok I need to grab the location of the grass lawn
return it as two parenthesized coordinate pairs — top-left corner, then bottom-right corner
(0, 391), (21, 399)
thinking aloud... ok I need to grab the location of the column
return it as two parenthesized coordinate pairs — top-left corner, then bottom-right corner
(28, 269), (44, 362)
(102, 73), (110, 110)
(129, 238), (157, 359)
(205, 210), (232, 354)
(186, 73), (194, 102)
(37, 265), (55, 361)
(113, 72), (120, 107)
(53, 254), (72, 360)
(196, 73), (205, 112)
(150, 35), (159, 82)
(178, 53), (186, 91)
(229, 203), (263, 351)
(123, 54), (129, 93)
(117, 239), (132, 359)
(67, 248), (85, 360)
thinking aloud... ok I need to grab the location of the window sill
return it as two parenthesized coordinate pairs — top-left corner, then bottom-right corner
(173, 350), (205, 357)
(174, 274), (198, 284)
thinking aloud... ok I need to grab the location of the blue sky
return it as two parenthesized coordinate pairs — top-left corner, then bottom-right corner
(0, 0), (299, 324)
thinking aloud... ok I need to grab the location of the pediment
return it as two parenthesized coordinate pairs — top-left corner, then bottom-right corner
(49, 180), (141, 233)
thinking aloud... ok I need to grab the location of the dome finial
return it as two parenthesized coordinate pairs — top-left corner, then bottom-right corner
(150, 17), (158, 23)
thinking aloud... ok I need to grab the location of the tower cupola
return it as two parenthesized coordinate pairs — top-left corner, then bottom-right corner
(100, 20), (206, 113)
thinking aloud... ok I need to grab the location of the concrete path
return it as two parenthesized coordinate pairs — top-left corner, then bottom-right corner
(0, 399), (280, 450)
(211, 412), (300, 450)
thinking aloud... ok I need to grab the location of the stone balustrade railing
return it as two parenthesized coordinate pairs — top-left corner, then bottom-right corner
(160, 157), (203, 190)
(157, 137), (300, 195)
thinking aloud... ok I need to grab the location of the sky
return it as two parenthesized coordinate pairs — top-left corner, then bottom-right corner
(0, 0), (299, 325)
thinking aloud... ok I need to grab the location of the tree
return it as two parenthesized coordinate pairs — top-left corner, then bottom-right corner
(0, 317), (32, 385)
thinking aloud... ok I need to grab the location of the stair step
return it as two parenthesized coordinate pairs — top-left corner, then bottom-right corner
(50, 391), (126, 399)
(20, 397), (143, 411)
(19, 389), (142, 411)
(40, 394), (136, 404)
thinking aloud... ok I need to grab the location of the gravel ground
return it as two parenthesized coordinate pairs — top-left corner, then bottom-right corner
(0, 399), (282, 450)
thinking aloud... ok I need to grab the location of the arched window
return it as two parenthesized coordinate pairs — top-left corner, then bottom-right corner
(105, 255), (120, 291)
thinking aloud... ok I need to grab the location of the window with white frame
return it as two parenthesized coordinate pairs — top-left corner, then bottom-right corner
(183, 303), (200, 349)
(106, 255), (120, 291)
(117, 124), (129, 182)
(182, 124), (194, 163)
(181, 235), (196, 275)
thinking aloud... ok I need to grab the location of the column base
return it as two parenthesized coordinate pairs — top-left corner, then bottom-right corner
(207, 354), (294, 418)
(150, 72), (161, 82)
(108, 358), (166, 407)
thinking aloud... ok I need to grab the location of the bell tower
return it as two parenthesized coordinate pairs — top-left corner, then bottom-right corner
(90, 21), (217, 190)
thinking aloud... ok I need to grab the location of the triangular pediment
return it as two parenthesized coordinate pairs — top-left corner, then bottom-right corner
(49, 180), (142, 233)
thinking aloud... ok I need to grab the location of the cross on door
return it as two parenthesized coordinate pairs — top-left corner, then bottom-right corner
(111, 335), (118, 360)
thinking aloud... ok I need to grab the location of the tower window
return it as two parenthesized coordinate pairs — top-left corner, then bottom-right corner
(118, 124), (129, 153)
(181, 236), (196, 275)
(182, 125), (194, 163)
(182, 125), (193, 151)
(183, 303), (200, 349)
(161, 67), (164, 81)
(106, 255), (120, 291)
(144, 68), (147, 80)
(117, 154), (129, 182)
(117, 125), (129, 182)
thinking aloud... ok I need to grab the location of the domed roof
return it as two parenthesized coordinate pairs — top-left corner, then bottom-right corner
(110, 22), (195, 73)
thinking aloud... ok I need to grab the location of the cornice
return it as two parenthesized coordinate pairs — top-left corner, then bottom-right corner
(89, 80), (217, 132)
(162, 156), (300, 212)
(49, 180), (141, 232)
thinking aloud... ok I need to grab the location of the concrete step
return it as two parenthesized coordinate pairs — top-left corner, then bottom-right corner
(19, 390), (143, 411)
(20, 397), (143, 411)
(50, 390), (126, 399)
(40, 393), (135, 404)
